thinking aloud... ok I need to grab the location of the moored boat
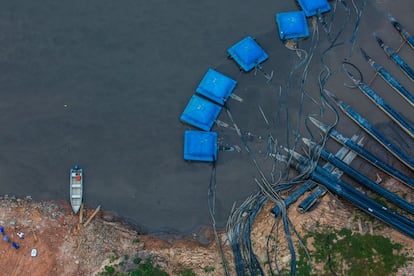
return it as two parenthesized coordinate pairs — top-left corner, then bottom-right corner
(70, 165), (83, 214)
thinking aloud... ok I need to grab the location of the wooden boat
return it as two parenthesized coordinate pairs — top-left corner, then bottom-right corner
(70, 165), (83, 214)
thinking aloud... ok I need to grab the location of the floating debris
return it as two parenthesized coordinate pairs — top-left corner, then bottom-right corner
(219, 145), (241, 153)
(229, 93), (244, 103)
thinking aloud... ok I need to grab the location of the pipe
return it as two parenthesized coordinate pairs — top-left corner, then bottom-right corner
(360, 48), (414, 107)
(374, 33), (414, 82)
(309, 117), (414, 188)
(304, 138), (414, 215)
(324, 89), (414, 170)
(388, 15), (414, 50)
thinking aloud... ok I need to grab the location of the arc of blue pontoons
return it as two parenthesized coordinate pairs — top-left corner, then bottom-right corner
(360, 48), (414, 107)
(374, 33), (414, 82)
(344, 68), (414, 138)
(324, 89), (414, 171)
(303, 138), (414, 215)
(271, 134), (361, 216)
(388, 15), (414, 50)
(284, 149), (414, 239)
(309, 117), (414, 189)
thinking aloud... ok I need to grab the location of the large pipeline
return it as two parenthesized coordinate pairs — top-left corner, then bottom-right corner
(309, 117), (414, 188)
(388, 15), (414, 50)
(374, 33), (414, 82)
(360, 48), (414, 107)
(324, 89), (414, 170)
(287, 154), (414, 239)
(271, 135), (360, 216)
(344, 71), (414, 138)
(298, 136), (363, 213)
(304, 138), (414, 215)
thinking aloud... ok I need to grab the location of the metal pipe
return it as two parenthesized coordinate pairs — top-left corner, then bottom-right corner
(309, 117), (414, 188)
(271, 135), (359, 216)
(298, 136), (363, 213)
(304, 138), (414, 215)
(324, 90), (414, 170)
(360, 48), (414, 107)
(388, 15), (414, 50)
(288, 155), (414, 238)
(345, 69), (414, 138)
(374, 33), (414, 82)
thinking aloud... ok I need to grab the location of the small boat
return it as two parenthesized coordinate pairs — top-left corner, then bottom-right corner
(70, 165), (83, 214)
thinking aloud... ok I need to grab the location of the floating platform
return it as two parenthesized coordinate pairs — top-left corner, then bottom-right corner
(227, 36), (269, 72)
(196, 68), (237, 106)
(184, 130), (218, 162)
(275, 11), (309, 40)
(297, 0), (331, 17)
(180, 95), (222, 131)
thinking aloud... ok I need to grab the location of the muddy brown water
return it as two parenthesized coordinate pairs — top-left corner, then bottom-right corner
(0, 0), (412, 236)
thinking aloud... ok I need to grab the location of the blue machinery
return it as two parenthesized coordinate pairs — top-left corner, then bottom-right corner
(179, 0), (414, 274)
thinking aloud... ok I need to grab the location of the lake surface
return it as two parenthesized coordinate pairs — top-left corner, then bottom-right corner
(0, 0), (412, 235)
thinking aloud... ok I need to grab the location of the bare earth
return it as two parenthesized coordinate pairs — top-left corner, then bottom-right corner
(1, 177), (414, 276)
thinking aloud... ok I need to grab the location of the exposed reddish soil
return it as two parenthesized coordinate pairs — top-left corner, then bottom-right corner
(1, 177), (414, 276)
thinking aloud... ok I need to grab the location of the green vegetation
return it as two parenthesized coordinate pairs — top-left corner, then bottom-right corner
(104, 266), (115, 274)
(131, 259), (168, 276)
(297, 227), (411, 275)
(203, 266), (215, 273)
(98, 256), (168, 276)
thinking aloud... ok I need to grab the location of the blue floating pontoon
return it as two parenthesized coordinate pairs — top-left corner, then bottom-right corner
(180, 95), (222, 131)
(184, 130), (218, 162)
(297, 0), (331, 17)
(227, 36), (269, 72)
(196, 68), (237, 105)
(276, 11), (309, 40)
